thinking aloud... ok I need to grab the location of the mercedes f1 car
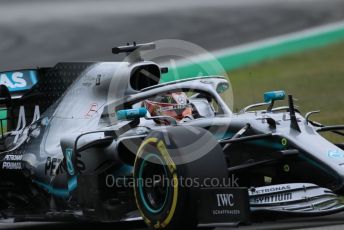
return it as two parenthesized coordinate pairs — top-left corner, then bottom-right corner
(0, 42), (344, 229)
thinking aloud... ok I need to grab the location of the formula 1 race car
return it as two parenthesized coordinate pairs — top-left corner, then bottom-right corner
(0, 42), (344, 229)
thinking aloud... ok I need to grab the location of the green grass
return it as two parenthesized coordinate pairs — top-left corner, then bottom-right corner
(229, 41), (344, 142)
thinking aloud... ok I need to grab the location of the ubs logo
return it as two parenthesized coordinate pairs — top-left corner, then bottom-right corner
(216, 194), (234, 207)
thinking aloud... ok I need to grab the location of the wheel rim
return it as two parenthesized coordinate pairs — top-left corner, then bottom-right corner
(138, 153), (170, 214)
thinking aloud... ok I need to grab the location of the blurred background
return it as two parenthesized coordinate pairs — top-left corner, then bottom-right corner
(1, 0), (344, 69)
(1, 0), (344, 141)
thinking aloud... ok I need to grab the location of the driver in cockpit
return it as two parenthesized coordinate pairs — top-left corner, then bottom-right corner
(143, 92), (194, 124)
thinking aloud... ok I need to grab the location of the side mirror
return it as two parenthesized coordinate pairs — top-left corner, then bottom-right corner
(264, 91), (286, 103)
(216, 82), (230, 94)
(116, 108), (147, 120)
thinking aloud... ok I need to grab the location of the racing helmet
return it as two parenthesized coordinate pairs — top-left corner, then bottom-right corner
(144, 92), (193, 122)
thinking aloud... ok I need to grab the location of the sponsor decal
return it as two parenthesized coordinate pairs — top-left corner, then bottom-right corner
(328, 150), (344, 159)
(251, 192), (292, 204)
(82, 73), (97, 87)
(176, 95), (186, 104)
(0, 70), (38, 92)
(2, 162), (22, 170)
(216, 193), (234, 207)
(4, 154), (23, 161)
(85, 103), (98, 118)
(96, 74), (101, 86)
(157, 104), (188, 112)
(45, 157), (62, 176)
(213, 192), (241, 216)
(45, 151), (85, 176)
(212, 209), (241, 215)
(198, 188), (250, 224)
(250, 185), (291, 195)
(2, 154), (23, 170)
(200, 80), (213, 84)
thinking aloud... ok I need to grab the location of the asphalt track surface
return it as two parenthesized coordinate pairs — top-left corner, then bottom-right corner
(2, 0), (344, 70)
(2, 0), (344, 229)
(2, 213), (344, 230)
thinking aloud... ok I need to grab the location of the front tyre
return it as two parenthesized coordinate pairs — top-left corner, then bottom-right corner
(133, 126), (228, 230)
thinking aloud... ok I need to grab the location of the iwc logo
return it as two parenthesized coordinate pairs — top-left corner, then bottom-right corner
(216, 193), (234, 207)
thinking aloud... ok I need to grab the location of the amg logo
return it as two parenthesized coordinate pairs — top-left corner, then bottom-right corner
(216, 194), (234, 207)
(252, 193), (292, 203)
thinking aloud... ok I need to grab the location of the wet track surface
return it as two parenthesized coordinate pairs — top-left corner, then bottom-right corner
(1, 0), (344, 70)
(2, 0), (344, 229)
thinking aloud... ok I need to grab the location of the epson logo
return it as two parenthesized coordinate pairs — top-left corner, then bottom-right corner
(0, 72), (27, 89)
(216, 194), (234, 207)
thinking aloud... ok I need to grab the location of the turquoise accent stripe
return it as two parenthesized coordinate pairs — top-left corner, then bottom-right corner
(114, 164), (133, 176)
(33, 165), (132, 199)
(299, 155), (339, 180)
(33, 176), (77, 198)
(161, 22), (344, 82)
(249, 139), (284, 150)
(213, 131), (234, 140)
(29, 70), (38, 85)
(68, 175), (78, 191)
(216, 131), (283, 150)
(65, 148), (75, 176)
(138, 153), (169, 214)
